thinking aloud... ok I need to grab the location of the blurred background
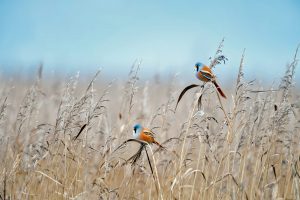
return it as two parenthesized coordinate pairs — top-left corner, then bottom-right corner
(0, 0), (299, 85)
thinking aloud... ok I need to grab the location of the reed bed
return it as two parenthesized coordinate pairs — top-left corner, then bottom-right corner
(0, 46), (299, 200)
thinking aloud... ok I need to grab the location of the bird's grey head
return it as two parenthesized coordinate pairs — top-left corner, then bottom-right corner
(195, 62), (203, 72)
(133, 124), (142, 138)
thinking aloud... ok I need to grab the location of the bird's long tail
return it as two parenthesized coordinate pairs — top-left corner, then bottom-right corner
(213, 81), (226, 99)
(153, 140), (165, 149)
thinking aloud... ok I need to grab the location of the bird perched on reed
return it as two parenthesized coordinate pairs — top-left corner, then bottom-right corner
(195, 62), (226, 98)
(133, 124), (164, 148)
(175, 61), (227, 110)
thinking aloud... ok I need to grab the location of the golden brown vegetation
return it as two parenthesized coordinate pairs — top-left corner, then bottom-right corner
(0, 45), (300, 200)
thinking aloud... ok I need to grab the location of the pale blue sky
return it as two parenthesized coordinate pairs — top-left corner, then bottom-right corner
(0, 0), (299, 83)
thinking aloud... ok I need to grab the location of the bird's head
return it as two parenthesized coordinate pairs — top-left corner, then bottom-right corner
(194, 62), (203, 72)
(133, 123), (142, 138)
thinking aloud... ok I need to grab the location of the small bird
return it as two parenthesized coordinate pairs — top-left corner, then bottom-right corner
(195, 62), (226, 98)
(133, 124), (164, 148)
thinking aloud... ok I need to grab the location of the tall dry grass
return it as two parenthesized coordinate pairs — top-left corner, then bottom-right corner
(0, 45), (300, 200)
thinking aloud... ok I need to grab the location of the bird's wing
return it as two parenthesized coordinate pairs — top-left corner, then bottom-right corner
(200, 66), (215, 81)
(143, 128), (156, 137)
(200, 70), (214, 81)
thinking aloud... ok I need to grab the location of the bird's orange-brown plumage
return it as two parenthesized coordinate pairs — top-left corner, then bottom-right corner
(139, 128), (164, 148)
(139, 128), (155, 143)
